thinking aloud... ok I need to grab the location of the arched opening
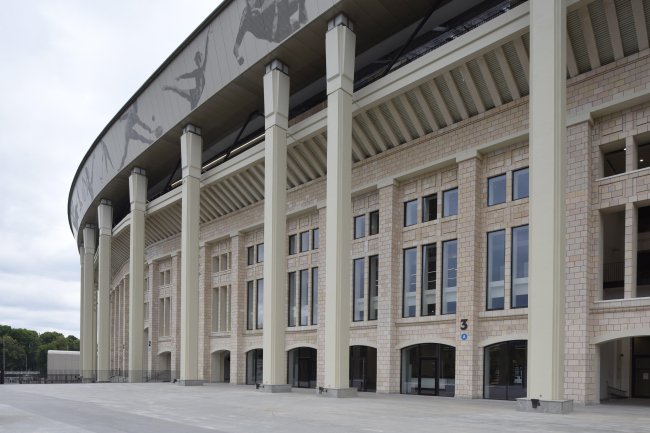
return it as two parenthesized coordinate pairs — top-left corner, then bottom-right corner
(211, 350), (231, 383)
(246, 349), (263, 385)
(400, 343), (455, 396)
(349, 345), (377, 392)
(287, 347), (316, 388)
(599, 336), (650, 400)
(483, 340), (527, 400)
(158, 351), (172, 382)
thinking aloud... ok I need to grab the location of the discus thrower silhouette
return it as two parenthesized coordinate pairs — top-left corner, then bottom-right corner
(233, 0), (307, 65)
(163, 28), (211, 110)
(117, 100), (162, 171)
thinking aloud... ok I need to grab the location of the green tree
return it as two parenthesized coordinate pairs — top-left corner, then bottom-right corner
(0, 335), (27, 371)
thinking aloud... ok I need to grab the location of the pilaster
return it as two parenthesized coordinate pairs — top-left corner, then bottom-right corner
(82, 225), (95, 381)
(79, 246), (84, 376)
(230, 233), (246, 384)
(97, 200), (112, 381)
(129, 168), (147, 382)
(198, 243), (212, 381)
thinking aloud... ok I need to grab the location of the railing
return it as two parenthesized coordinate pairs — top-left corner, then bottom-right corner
(144, 370), (172, 383)
(603, 262), (624, 287)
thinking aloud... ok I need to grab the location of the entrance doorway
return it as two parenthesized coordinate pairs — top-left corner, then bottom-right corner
(483, 340), (527, 400)
(633, 337), (650, 398)
(211, 351), (231, 383)
(287, 347), (316, 388)
(349, 346), (377, 392)
(246, 349), (263, 385)
(400, 343), (455, 396)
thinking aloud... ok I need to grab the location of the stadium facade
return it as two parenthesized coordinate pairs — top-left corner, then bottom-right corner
(69, 0), (650, 408)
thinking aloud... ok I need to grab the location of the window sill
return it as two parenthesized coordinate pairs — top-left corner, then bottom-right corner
(591, 296), (650, 309)
(209, 331), (231, 338)
(244, 329), (263, 335)
(478, 308), (528, 319)
(595, 166), (650, 182)
(395, 315), (456, 326)
(286, 325), (318, 332)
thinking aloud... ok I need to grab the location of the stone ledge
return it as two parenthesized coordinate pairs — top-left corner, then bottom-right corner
(316, 387), (358, 398)
(256, 384), (292, 393)
(176, 380), (204, 386)
(516, 398), (573, 414)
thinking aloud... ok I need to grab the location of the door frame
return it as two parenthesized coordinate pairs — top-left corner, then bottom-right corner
(418, 356), (439, 396)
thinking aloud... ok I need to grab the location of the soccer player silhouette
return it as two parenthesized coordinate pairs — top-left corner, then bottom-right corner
(117, 100), (162, 171)
(233, 0), (307, 65)
(163, 28), (211, 110)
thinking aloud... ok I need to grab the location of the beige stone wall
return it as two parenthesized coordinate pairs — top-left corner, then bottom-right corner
(107, 51), (650, 402)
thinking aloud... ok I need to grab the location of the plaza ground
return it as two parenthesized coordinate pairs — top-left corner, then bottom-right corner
(0, 383), (649, 432)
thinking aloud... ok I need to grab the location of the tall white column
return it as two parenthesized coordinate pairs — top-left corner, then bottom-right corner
(82, 224), (95, 381)
(97, 199), (112, 382)
(79, 246), (84, 376)
(129, 168), (147, 383)
(322, 14), (356, 397)
(179, 124), (203, 386)
(527, 0), (568, 404)
(260, 60), (291, 392)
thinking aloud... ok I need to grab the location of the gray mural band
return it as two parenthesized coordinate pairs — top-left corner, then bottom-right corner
(70, 0), (319, 238)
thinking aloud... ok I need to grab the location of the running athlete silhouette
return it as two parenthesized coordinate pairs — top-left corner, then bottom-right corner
(163, 28), (211, 110)
(233, 0), (307, 65)
(98, 140), (114, 182)
(117, 100), (162, 171)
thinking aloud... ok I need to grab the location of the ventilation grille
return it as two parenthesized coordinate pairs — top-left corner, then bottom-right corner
(451, 68), (478, 117)
(406, 89), (434, 134)
(502, 40), (529, 97)
(367, 108), (392, 149)
(589, 0), (616, 65)
(379, 102), (406, 144)
(616, 0), (639, 56)
(567, 9), (592, 74)
(420, 82), (448, 129)
(392, 96), (418, 139)
(466, 58), (494, 110)
(484, 50), (513, 103)
(434, 75), (462, 123)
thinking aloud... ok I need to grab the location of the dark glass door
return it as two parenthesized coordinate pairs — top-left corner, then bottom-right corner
(298, 358), (310, 388)
(484, 341), (527, 400)
(633, 357), (650, 397)
(419, 358), (438, 395)
(350, 357), (366, 391)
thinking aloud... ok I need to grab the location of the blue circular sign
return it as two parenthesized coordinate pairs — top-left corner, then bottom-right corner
(461, 333), (468, 340)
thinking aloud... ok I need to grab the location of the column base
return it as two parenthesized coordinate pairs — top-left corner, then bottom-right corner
(516, 398), (573, 414)
(81, 378), (95, 383)
(176, 380), (204, 386)
(256, 384), (292, 393)
(316, 387), (358, 398)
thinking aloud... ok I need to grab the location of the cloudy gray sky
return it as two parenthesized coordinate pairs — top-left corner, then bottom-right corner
(0, 0), (219, 337)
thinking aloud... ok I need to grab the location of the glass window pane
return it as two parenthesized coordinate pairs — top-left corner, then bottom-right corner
(313, 229), (319, 249)
(353, 258), (365, 321)
(403, 248), (417, 317)
(257, 244), (264, 263)
(442, 240), (457, 314)
(484, 343), (507, 399)
(422, 244), (436, 316)
(404, 200), (417, 226)
(508, 341), (527, 400)
(400, 346), (419, 394)
(288, 272), (296, 327)
(311, 268), (319, 325)
(487, 231), (506, 310)
(256, 279), (264, 329)
(370, 211), (379, 235)
(443, 189), (458, 217)
(369, 256), (379, 320)
(300, 232), (309, 252)
(604, 148), (625, 177)
(439, 344), (456, 397)
(488, 174), (506, 206)
(423, 194), (437, 222)
(289, 235), (297, 255)
(300, 270), (309, 326)
(512, 226), (529, 308)
(354, 215), (366, 239)
(513, 168), (529, 200)
(247, 247), (254, 266)
(247, 281), (254, 330)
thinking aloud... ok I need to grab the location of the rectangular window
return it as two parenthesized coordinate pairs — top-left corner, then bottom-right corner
(442, 240), (457, 315)
(354, 215), (366, 239)
(256, 279), (264, 329)
(443, 189), (458, 217)
(300, 269), (309, 326)
(257, 244), (264, 263)
(422, 244), (436, 316)
(487, 230), (506, 310)
(423, 194), (437, 223)
(289, 235), (297, 255)
(247, 246), (254, 266)
(369, 255), (379, 320)
(212, 256), (219, 273)
(247, 281), (254, 330)
(212, 288), (219, 332)
(159, 299), (165, 335)
(404, 200), (417, 227)
(369, 211), (379, 235)
(488, 174), (507, 206)
(513, 168), (529, 200)
(312, 229), (319, 249)
(288, 272), (297, 327)
(311, 268), (319, 325)
(160, 271), (164, 286)
(164, 297), (171, 336)
(403, 248), (417, 317)
(353, 258), (365, 321)
(512, 226), (529, 308)
(300, 231), (310, 253)
(603, 146), (626, 177)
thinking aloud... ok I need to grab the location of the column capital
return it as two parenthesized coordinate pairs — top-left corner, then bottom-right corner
(263, 61), (290, 131)
(98, 200), (113, 237)
(82, 225), (96, 254)
(181, 128), (203, 180)
(183, 124), (202, 136)
(129, 168), (148, 212)
(326, 14), (356, 96)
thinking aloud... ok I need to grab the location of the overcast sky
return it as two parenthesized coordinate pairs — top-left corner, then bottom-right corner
(0, 0), (220, 337)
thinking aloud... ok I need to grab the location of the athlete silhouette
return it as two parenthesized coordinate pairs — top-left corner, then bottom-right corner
(98, 140), (114, 182)
(117, 100), (162, 171)
(163, 28), (211, 110)
(233, 0), (307, 65)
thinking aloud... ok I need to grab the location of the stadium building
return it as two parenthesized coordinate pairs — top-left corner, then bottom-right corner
(69, 0), (650, 409)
